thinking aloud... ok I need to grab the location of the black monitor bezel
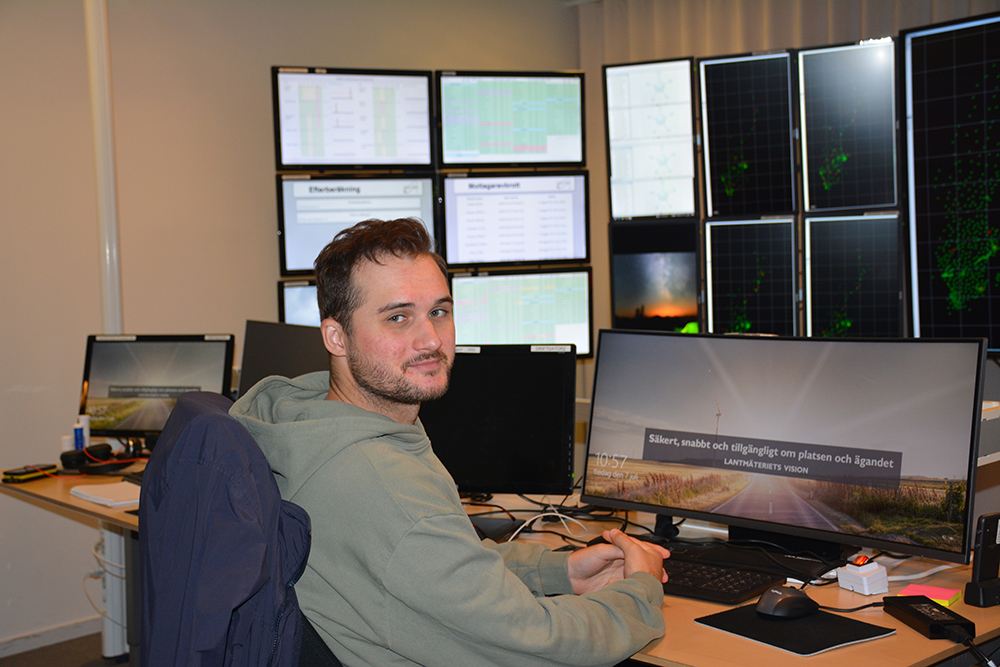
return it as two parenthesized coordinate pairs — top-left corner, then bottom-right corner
(580, 329), (987, 565)
(697, 50), (798, 218)
(449, 266), (595, 358)
(435, 69), (586, 169)
(608, 216), (702, 332)
(439, 169), (591, 269)
(803, 212), (906, 338)
(419, 343), (577, 495)
(276, 172), (440, 277)
(78, 334), (235, 439)
(796, 38), (900, 213)
(271, 65), (435, 172)
(602, 56), (700, 221)
(277, 278), (319, 328)
(703, 216), (798, 336)
(900, 12), (1000, 346)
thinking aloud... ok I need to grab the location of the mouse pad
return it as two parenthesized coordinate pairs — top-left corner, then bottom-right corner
(695, 604), (894, 656)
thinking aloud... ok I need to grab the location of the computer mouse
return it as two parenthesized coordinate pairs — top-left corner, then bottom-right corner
(755, 585), (819, 620)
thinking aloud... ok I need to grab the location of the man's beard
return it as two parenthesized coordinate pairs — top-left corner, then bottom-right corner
(347, 349), (452, 407)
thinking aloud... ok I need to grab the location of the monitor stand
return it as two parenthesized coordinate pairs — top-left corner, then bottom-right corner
(653, 514), (680, 539)
(642, 523), (853, 581)
(727, 525), (851, 562)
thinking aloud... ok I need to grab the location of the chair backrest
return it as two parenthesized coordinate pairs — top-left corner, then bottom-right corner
(139, 391), (315, 667)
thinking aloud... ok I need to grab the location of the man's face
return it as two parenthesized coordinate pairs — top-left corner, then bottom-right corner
(342, 253), (455, 408)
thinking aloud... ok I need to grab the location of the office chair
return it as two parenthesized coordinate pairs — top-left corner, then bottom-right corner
(139, 391), (341, 667)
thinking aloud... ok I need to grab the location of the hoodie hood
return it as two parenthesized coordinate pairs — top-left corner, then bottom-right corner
(229, 371), (429, 499)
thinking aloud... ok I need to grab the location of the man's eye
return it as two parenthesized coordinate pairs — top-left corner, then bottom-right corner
(431, 308), (451, 318)
(388, 314), (405, 323)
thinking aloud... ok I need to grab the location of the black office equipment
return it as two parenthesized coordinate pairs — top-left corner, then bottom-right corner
(903, 13), (1000, 348)
(704, 218), (796, 336)
(696, 605), (894, 656)
(436, 69), (585, 169)
(451, 268), (594, 356)
(78, 334), (234, 440)
(271, 66), (433, 171)
(440, 171), (589, 268)
(419, 344), (576, 496)
(967, 513), (1000, 607)
(803, 213), (904, 338)
(661, 558), (784, 605)
(278, 279), (320, 328)
(277, 173), (438, 276)
(238, 321), (328, 398)
(699, 52), (796, 217)
(581, 330), (987, 567)
(603, 56), (698, 220)
(609, 217), (700, 333)
(797, 39), (898, 212)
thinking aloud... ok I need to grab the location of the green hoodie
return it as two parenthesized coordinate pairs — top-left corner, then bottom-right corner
(230, 371), (665, 667)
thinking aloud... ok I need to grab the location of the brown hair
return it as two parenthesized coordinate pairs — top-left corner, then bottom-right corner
(314, 218), (447, 333)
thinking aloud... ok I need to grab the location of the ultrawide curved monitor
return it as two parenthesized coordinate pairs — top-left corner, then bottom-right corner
(582, 330), (986, 564)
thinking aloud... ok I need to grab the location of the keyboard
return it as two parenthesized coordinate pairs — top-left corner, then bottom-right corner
(661, 559), (785, 604)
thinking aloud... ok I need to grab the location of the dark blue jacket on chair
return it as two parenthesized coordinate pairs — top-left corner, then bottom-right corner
(139, 391), (312, 667)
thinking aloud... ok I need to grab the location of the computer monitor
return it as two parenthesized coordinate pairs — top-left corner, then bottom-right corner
(278, 279), (321, 328)
(419, 344), (576, 495)
(609, 217), (700, 332)
(581, 330), (986, 565)
(440, 171), (589, 268)
(704, 218), (796, 336)
(804, 213), (903, 338)
(798, 39), (898, 212)
(278, 174), (437, 276)
(271, 66), (433, 171)
(603, 57), (698, 219)
(437, 70), (585, 168)
(699, 52), (796, 217)
(238, 321), (327, 398)
(79, 334), (235, 438)
(451, 268), (593, 356)
(903, 13), (1000, 347)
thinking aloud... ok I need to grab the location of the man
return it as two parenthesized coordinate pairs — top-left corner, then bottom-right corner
(231, 218), (668, 667)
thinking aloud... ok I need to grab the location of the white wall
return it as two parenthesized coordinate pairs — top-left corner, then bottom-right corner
(0, 0), (579, 649)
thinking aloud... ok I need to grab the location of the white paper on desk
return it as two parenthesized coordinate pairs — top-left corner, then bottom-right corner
(70, 481), (141, 508)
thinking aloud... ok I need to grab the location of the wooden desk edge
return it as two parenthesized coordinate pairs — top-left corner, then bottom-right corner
(0, 469), (140, 532)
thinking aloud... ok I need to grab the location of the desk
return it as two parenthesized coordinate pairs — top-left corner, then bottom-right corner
(0, 468), (142, 662)
(476, 503), (1000, 667)
(8, 476), (1000, 667)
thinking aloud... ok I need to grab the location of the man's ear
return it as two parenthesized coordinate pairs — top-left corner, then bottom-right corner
(321, 318), (348, 358)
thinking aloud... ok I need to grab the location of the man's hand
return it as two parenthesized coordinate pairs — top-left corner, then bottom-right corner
(566, 529), (670, 594)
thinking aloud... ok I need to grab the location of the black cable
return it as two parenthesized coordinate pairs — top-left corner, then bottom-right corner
(819, 601), (884, 613)
(944, 626), (997, 667)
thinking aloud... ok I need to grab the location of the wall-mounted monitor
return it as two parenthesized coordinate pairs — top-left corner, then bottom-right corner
(903, 13), (1000, 347)
(79, 334), (234, 438)
(278, 279), (320, 328)
(451, 268), (593, 356)
(705, 218), (796, 336)
(272, 66), (433, 171)
(798, 40), (898, 212)
(582, 330), (986, 565)
(420, 345), (576, 495)
(804, 213), (903, 338)
(441, 171), (589, 267)
(437, 70), (585, 168)
(609, 218), (700, 333)
(603, 57), (698, 219)
(699, 52), (796, 217)
(278, 174), (437, 276)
